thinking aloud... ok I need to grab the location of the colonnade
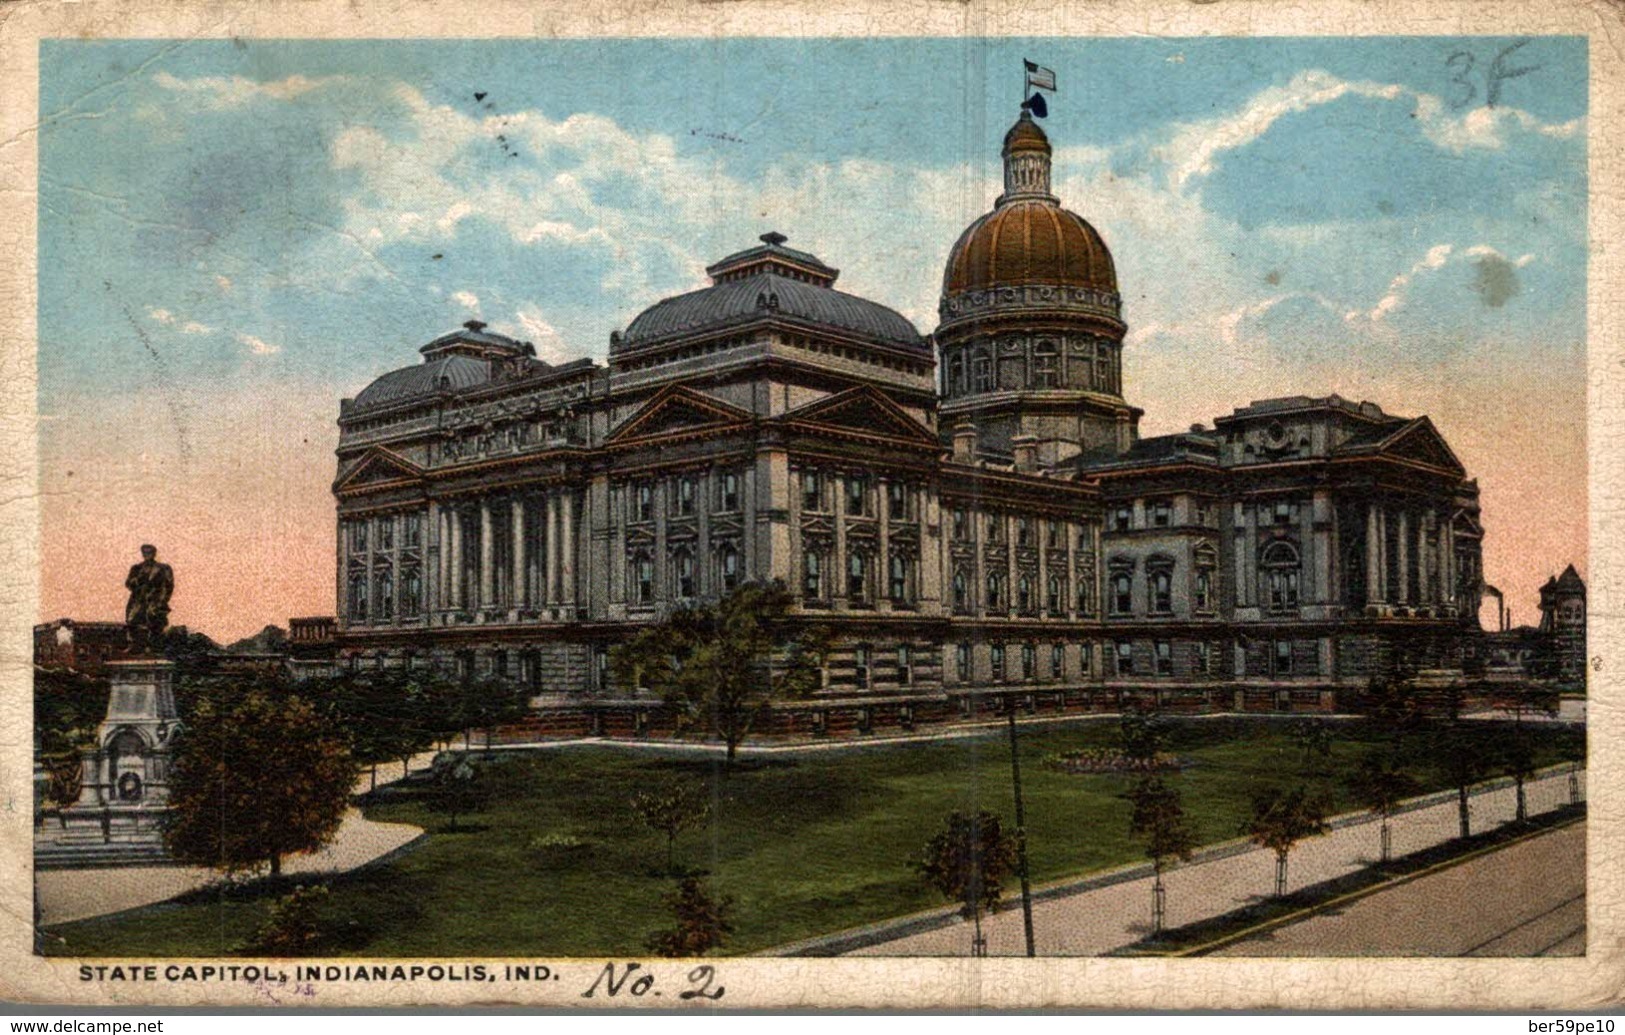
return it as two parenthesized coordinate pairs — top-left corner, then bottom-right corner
(1363, 501), (1457, 611)
(435, 488), (578, 616)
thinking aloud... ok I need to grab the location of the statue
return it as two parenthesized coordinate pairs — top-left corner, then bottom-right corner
(124, 544), (174, 655)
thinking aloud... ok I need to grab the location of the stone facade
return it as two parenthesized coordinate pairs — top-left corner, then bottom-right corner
(328, 109), (1487, 719)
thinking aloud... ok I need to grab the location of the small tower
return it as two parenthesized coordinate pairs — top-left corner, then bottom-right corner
(1538, 565), (1587, 688)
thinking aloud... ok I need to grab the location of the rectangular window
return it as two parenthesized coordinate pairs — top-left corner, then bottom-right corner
(1051, 643), (1065, 681)
(897, 644), (912, 685)
(889, 555), (911, 603)
(1150, 569), (1173, 614)
(1194, 502), (1212, 527)
(1047, 522), (1065, 549)
(634, 483), (654, 522)
(635, 556), (654, 604)
(887, 481), (908, 521)
(803, 552), (823, 598)
(675, 477), (696, 517)
(986, 513), (1003, 543)
(1115, 640), (1134, 676)
(1021, 643), (1037, 680)
(801, 471), (823, 512)
(1080, 642), (1093, 677)
(956, 642), (971, 682)
(1110, 505), (1133, 532)
(376, 516), (394, 551)
(1195, 569), (1214, 613)
(990, 644), (1006, 681)
(1017, 518), (1032, 546)
(1194, 641), (1212, 675)
(1274, 640), (1294, 676)
(953, 508), (970, 540)
(1150, 501), (1173, 528)
(350, 521), (368, 554)
(403, 512), (422, 548)
(594, 647), (609, 691)
(720, 547), (740, 593)
(719, 472), (741, 512)
(846, 475), (869, 516)
(854, 645), (871, 688)
(847, 552), (868, 601)
(1111, 573), (1133, 615)
(1155, 641), (1173, 676)
(494, 650), (509, 678)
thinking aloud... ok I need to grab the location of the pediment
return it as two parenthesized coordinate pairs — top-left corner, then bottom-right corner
(1374, 418), (1465, 475)
(607, 385), (754, 445)
(335, 448), (425, 493)
(780, 386), (938, 447)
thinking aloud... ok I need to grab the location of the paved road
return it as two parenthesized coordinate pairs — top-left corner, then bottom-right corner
(842, 767), (1583, 957)
(1214, 820), (1585, 957)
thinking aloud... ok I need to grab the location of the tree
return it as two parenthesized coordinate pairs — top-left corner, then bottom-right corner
(630, 778), (711, 874)
(459, 676), (534, 755)
(1433, 724), (1490, 839)
(1118, 706), (1168, 766)
(914, 810), (1019, 956)
(645, 876), (735, 957)
(1128, 777), (1197, 933)
(1360, 670), (1424, 738)
(1243, 785), (1331, 897)
(1497, 728), (1537, 824)
(425, 755), (491, 832)
(1348, 751), (1421, 863)
(164, 689), (355, 877)
(1292, 718), (1333, 772)
(611, 581), (832, 769)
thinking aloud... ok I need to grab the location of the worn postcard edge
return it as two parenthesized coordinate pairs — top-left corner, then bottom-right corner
(0, 0), (1619, 1010)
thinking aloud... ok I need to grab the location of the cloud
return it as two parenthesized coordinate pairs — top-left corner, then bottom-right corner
(152, 71), (341, 109)
(179, 320), (214, 335)
(496, 304), (582, 365)
(451, 290), (481, 312)
(236, 332), (282, 356)
(214, 274), (233, 293)
(1362, 244), (1455, 323)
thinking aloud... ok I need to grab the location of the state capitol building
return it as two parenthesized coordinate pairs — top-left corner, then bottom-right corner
(327, 107), (1486, 729)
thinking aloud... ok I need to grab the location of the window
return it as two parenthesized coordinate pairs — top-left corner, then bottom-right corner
(848, 551), (870, 601)
(803, 551), (824, 598)
(674, 549), (696, 600)
(349, 521), (368, 554)
(1195, 568), (1214, 613)
(956, 642), (971, 682)
(801, 471), (823, 512)
(1155, 640), (1173, 676)
(1110, 506), (1133, 532)
(1034, 343), (1059, 388)
(1018, 642), (1035, 680)
(403, 512), (422, 548)
(1150, 568), (1173, 614)
(634, 482), (654, 522)
(1274, 640), (1294, 676)
(1048, 522), (1065, 549)
(897, 644), (912, 685)
(972, 349), (992, 391)
(991, 643), (1006, 681)
(1080, 642), (1093, 677)
(1110, 572), (1133, 615)
(594, 647), (610, 691)
(986, 572), (1005, 611)
(948, 354), (965, 394)
(376, 516), (394, 550)
(889, 554), (911, 604)
(1115, 640), (1134, 676)
(1076, 576), (1097, 616)
(1017, 518), (1033, 546)
(494, 650), (509, 679)
(1263, 500), (1300, 526)
(348, 572), (368, 622)
(1194, 641), (1212, 675)
(1047, 575), (1062, 614)
(1051, 643), (1065, 680)
(720, 546), (740, 593)
(634, 554), (654, 605)
(952, 569), (971, 613)
(374, 567), (394, 621)
(402, 567), (422, 615)
(719, 471), (741, 512)
(952, 508), (970, 541)
(1262, 541), (1301, 611)
(1017, 575), (1033, 613)
(457, 650), (474, 681)
(887, 481), (908, 521)
(846, 475), (869, 516)
(675, 477), (696, 517)
(1194, 501), (1212, 527)
(1150, 501), (1173, 528)
(986, 513), (1004, 543)
(854, 645), (871, 688)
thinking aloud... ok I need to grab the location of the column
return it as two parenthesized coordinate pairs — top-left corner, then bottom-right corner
(1440, 512), (1456, 612)
(511, 498), (527, 611)
(1395, 509), (1410, 605)
(1377, 507), (1389, 604)
(1365, 503), (1382, 605)
(479, 499), (494, 611)
(545, 492), (560, 607)
(876, 476), (891, 611)
(1417, 513), (1431, 604)
(449, 507), (464, 610)
(1036, 519), (1048, 616)
(833, 474), (848, 609)
(1005, 514), (1017, 616)
(561, 489), (576, 610)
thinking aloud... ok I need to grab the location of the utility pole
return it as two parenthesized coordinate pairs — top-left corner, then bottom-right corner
(1007, 701), (1036, 957)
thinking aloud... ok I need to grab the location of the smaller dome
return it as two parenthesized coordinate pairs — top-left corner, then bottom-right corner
(1003, 113), (1051, 155)
(351, 354), (491, 413)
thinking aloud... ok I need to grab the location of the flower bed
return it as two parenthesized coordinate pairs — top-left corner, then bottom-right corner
(1043, 747), (1186, 775)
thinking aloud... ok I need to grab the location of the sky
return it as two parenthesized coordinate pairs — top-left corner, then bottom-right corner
(37, 37), (1587, 641)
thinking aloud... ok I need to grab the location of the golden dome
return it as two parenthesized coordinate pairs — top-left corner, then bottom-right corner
(942, 199), (1118, 297)
(1003, 113), (1051, 155)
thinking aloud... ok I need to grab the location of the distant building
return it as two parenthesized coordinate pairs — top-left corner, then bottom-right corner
(325, 105), (1487, 725)
(33, 619), (127, 676)
(287, 616), (339, 679)
(1539, 565), (1587, 687)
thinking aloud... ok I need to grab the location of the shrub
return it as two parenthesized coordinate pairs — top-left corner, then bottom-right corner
(242, 884), (329, 956)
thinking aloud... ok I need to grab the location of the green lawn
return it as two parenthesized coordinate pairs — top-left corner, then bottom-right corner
(41, 716), (1582, 957)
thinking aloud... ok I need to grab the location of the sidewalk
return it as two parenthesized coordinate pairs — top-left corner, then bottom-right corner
(825, 766), (1583, 957)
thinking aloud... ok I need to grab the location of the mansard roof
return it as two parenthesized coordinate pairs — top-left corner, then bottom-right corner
(350, 353), (493, 414)
(1069, 430), (1221, 473)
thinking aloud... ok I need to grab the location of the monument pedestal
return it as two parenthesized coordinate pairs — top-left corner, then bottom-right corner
(36, 658), (183, 868)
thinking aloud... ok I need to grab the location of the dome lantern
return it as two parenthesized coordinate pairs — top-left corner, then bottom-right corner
(998, 109), (1055, 206)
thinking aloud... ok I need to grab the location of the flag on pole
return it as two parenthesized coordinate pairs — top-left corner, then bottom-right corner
(1024, 60), (1057, 92)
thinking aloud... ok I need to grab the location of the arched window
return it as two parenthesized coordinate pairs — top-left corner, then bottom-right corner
(673, 549), (696, 600)
(1076, 574), (1096, 616)
(1149, 568), (1173, 614)
(986, 572), (1005, 611)
(952, 569), (971, 613)
(1110, 571), (1133, 615)
(1262, 541), (1301, 611)
(1017, 574), (1033, 613)
(348, 572), (368, 622)
(847, 551), (870, 601)
(889, 554), (912, 604)
(402, 567), (422, 615)
(633, 552), (654, 604)
(719, 545), (740, 593)
(374, 566), (394, 621)
(1047, 575), (1063, 615)
(1194, 544), (1218, 614)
